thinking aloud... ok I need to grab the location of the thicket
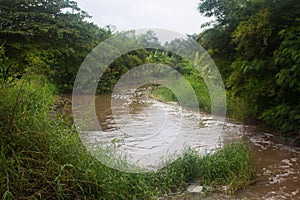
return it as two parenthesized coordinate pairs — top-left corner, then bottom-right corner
(0, 0), (112, 93)
(197, 0), (300, 136)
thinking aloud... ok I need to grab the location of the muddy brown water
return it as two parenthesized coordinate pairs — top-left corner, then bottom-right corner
(77, 89), (300, 199)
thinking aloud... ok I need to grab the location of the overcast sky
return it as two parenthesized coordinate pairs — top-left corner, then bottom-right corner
(75, 0), (211, 35)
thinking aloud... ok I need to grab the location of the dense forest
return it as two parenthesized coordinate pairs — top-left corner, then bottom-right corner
(0, 0), (299, 199)
(1, 0), (299, 135)
(197, 0), (300, 137)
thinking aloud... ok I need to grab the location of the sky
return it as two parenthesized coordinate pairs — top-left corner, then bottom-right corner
(75, 0), (211, 35)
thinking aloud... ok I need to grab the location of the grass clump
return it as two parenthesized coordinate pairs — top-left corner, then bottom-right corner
(151, 76), (217, 113)
(161, 143), (255, 196)
(0, 77), (254, 199)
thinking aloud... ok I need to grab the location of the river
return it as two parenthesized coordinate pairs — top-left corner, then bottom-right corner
(78, 88), (300, 199)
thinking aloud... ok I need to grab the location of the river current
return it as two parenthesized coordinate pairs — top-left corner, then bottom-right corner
(79, 88), (300, 199)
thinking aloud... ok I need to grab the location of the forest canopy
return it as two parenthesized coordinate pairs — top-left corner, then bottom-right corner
(0, 0), (112, 92)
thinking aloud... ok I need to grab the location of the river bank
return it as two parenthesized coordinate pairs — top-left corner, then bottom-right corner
(56, 85), (300, 199)
(149, 86), (300, 199)
(0, 81), (255, 199)
(46, 84), (300, 199)
(3, 79), (297, 199)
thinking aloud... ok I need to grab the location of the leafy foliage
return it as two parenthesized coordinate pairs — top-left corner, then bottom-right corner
(198, 0), (300, 135)
(0, 0), (112, 93)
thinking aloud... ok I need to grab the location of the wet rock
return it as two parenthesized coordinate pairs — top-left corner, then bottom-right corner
(187, 185), (204, 193)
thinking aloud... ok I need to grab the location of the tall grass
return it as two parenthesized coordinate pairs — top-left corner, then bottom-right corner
(0, 77), (255, 199)
(160, 142), (255, 195)
(151, 76), (212, 113)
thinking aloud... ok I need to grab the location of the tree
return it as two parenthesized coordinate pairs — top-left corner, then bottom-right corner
(197, 0), (300, 135)
(0, 0), (111, 92)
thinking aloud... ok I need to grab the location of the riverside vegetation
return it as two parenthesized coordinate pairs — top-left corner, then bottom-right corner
(153, 0), (300, 145)
(1, 0), (299, 199)
(0, 77), (255, 199)
(1, 0), (299, 137)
